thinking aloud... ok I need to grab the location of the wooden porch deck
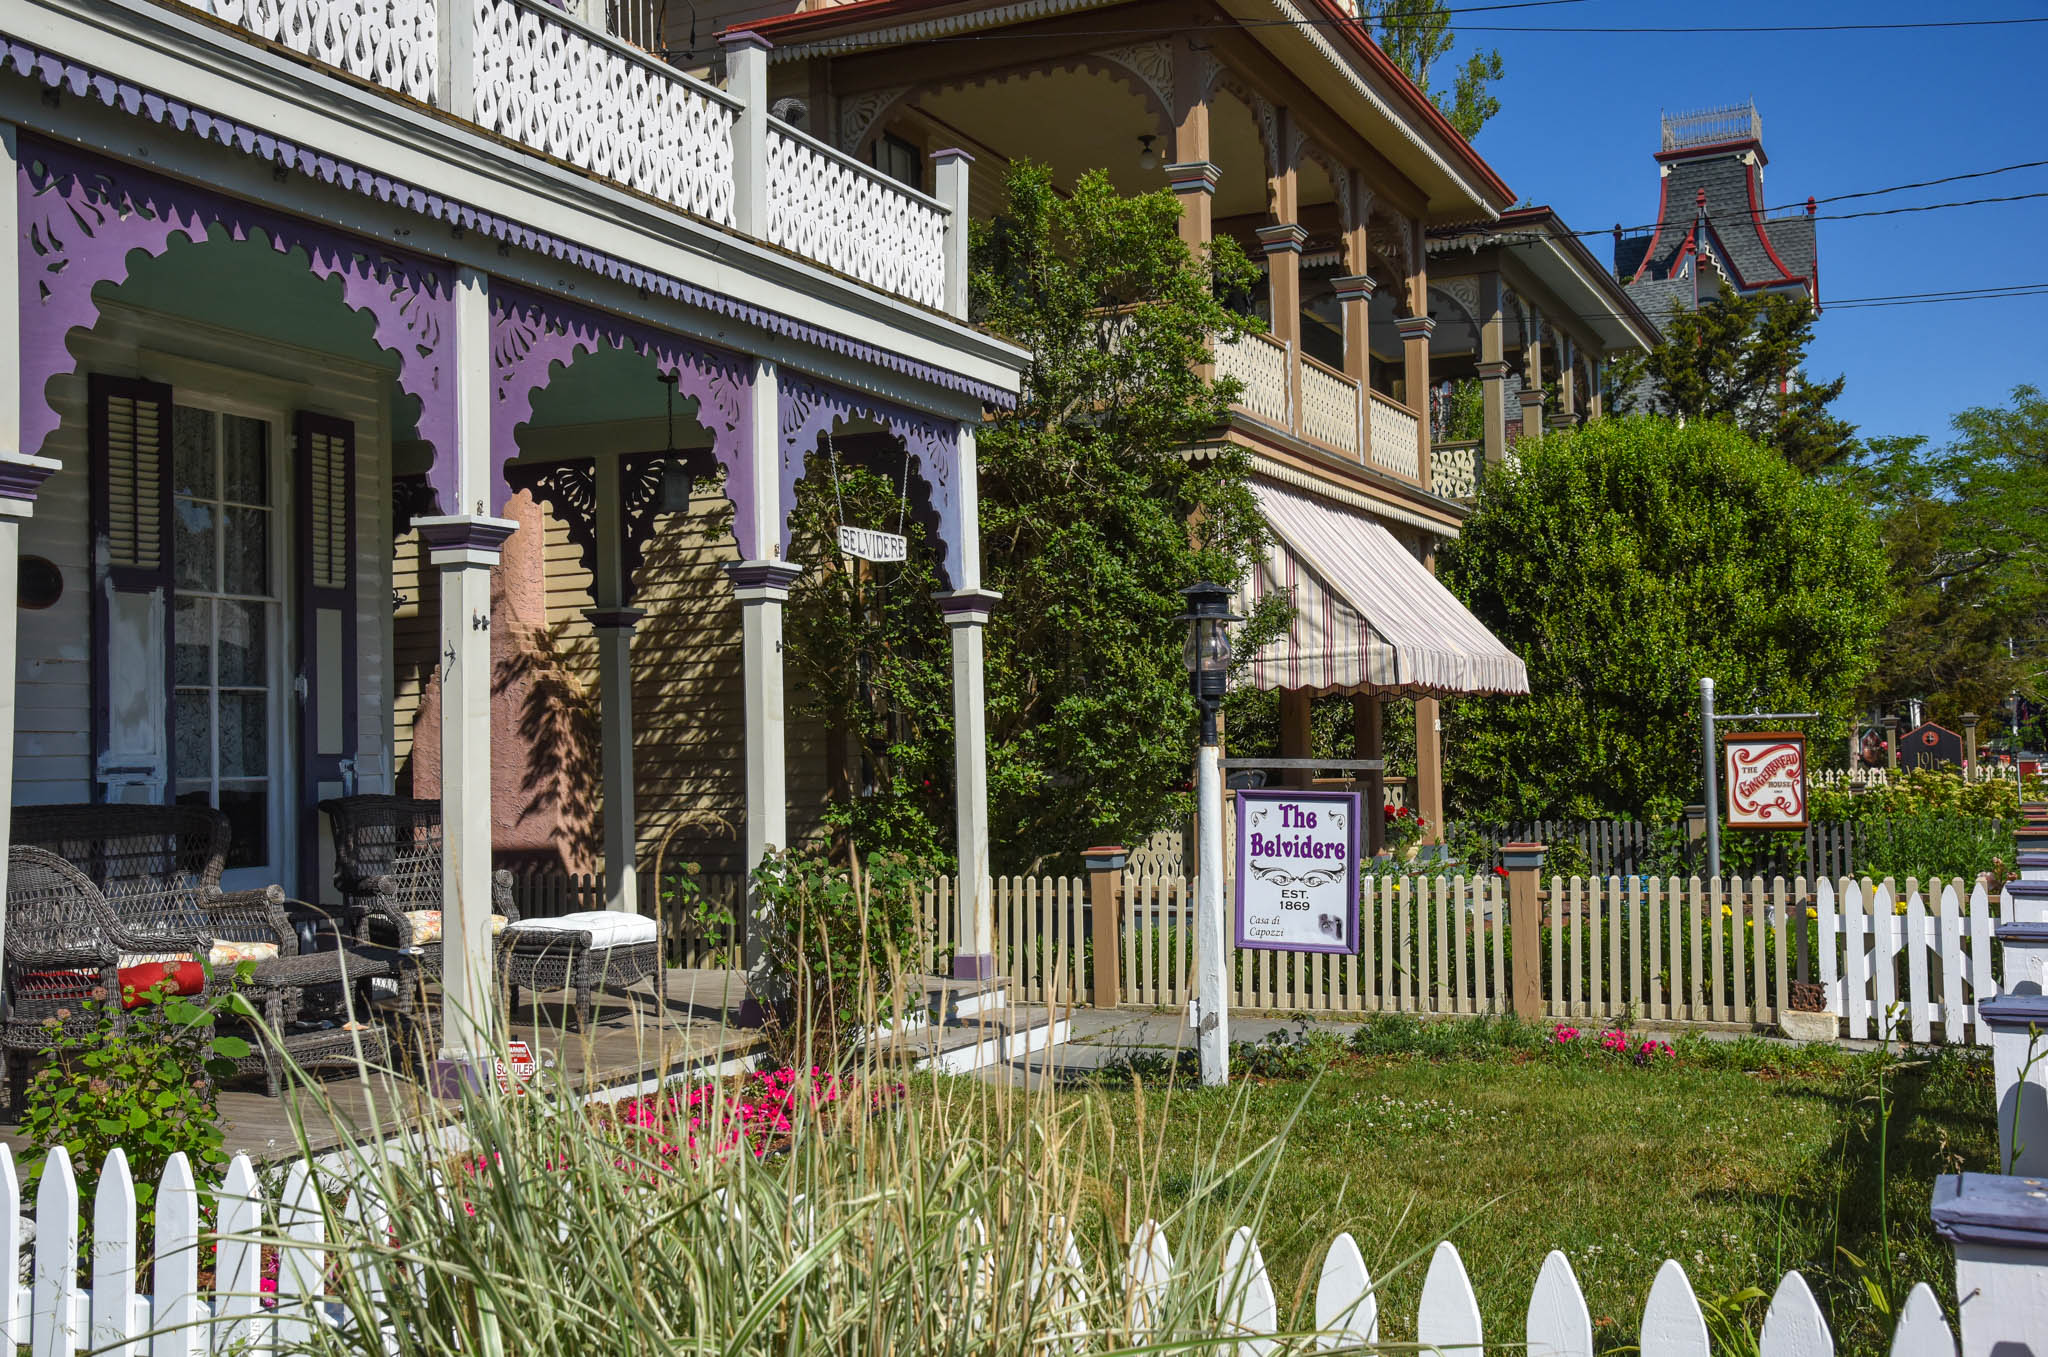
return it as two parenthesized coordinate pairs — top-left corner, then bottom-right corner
(2, 968), (764, 1161)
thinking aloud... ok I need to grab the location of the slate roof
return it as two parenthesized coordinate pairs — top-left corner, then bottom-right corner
(1615, 134), (1818, 312)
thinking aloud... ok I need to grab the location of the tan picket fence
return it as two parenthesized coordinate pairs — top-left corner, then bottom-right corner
(984, 872), (2002, 1043)
(513, 867), (2003, 1043)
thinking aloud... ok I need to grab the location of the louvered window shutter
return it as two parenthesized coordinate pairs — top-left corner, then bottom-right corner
(89, 374), (175, 803)
(295, 413), (359, 902)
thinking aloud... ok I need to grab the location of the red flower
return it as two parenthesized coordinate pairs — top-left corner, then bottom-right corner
(1493, 865), (1509, 878)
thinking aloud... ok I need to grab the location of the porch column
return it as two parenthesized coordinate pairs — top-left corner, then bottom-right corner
(413, 265), (518, 1077)
(1168, 37), (1216, 250)
(1354, 695), (1385, 856)
(1396, 314), (1436, 491)
(0, 124), (62, 983)
(1476, 270), (1509, 465)
(1520, 315), (1546, 441)
(937, 422), (1001, 980)
(1555, 334), (1578, 424)
(728, 561), (802, 917)
(1586, 355), (1605, 419)
(584, 611), (643, 910)
(1414, 546), (1446, 845)
(729, 358), (799, 977)
(587, 454), (642, 913)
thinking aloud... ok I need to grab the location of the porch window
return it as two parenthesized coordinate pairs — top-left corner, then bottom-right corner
(171, 407), (278, 870)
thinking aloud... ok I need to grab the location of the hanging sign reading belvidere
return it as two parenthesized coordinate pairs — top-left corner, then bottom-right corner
(837, 524), (907, 562)
(1723, 731), (1808, 829)
(1234, 789), (1360, 953)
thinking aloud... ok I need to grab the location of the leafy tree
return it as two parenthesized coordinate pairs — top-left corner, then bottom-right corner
(1439, 417), (1891, 821)
(1610, 283), (1855, 472)
(1360, 0), (1505, 140)
(783, 164), (1284, 873)
(1834, 387), (2048, 730)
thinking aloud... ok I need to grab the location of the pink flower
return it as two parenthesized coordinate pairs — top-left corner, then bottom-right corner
(1552, 1025), (1581, 1043)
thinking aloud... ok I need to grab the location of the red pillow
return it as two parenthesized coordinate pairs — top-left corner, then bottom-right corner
(116, 961), (206, 1008)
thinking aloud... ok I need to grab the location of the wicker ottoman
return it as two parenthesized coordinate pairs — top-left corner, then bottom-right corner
(502, 911), (667, 1031)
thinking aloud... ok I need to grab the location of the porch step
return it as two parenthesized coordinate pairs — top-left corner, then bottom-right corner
(915, 974), (1011, 1025)
(895, 1005), (1071, 1076)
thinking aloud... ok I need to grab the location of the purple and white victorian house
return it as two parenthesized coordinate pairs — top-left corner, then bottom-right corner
(0, 0), (1024, 1065)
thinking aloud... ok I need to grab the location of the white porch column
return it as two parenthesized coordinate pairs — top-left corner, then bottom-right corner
(934, 421), (1000, 980)
(413, 265), (517, 1079)
(728, 358), (800, 978)
(0, 123), (62, 1004)
(587, 453), (642, 912)
(726, 561), (802, 943)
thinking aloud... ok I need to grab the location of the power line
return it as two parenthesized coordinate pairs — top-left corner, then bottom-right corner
(883, 12), (2048, 44)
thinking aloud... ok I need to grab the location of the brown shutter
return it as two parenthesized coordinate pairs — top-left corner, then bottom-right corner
(88, 374), (175, 803)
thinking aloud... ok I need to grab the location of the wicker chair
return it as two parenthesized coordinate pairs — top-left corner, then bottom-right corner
(318, 795), (519, 1022)
(3, 846), (132, 1104)
(10, 803), (299, 992)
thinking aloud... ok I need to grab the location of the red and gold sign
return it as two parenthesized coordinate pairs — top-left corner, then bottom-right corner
(1724, 732), (1808, 829)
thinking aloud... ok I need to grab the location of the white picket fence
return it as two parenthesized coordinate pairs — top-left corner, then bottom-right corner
(991, 870), (2010, 1045)
(0, 1141), (1979, 1356)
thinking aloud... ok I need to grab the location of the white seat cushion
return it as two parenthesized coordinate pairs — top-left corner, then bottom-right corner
(507, 910), (659, 949)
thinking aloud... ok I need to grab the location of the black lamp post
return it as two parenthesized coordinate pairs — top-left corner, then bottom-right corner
(1176, 579), (1240, 1087)
(1177, 581), (1241, 748)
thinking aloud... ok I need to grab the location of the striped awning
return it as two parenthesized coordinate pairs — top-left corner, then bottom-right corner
(1240, 480), (1530, 697)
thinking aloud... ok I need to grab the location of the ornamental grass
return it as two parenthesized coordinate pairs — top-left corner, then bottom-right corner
(244, 988), (1387, 1357)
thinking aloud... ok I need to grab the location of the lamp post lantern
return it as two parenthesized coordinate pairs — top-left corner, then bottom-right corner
(1178, 581), (1240, 1087)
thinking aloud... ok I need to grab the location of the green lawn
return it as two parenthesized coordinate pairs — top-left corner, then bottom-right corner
(995, 1022), (1998, 1356)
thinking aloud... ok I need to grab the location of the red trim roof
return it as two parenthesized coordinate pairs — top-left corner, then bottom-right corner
(726, 0), (1514, 208)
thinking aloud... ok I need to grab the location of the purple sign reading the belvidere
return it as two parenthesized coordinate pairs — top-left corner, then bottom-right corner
(1234, 789), (1360, 954)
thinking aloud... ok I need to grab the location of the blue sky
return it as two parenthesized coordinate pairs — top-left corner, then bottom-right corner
(1461, 0), (2047, 447)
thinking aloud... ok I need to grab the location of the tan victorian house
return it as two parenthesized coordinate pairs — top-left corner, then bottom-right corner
(409, 0), (1657, 874)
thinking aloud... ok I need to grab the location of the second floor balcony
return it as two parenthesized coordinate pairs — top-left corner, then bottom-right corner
(150, 0), (965, 315)
(1213, 332), (1429, 490)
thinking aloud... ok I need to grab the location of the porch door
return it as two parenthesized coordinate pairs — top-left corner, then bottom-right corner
(294, 414), (357, 905)
(170, 404), (287, 889)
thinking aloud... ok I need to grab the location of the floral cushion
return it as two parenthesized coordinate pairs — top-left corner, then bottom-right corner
(400, 911), (510, 947)
(207, 939), (281, 967)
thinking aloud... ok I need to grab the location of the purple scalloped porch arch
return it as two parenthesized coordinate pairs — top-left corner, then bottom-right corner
(490, 284), (755, 545)
(17, 135), (456, 504)
(779, 371), (963, 587)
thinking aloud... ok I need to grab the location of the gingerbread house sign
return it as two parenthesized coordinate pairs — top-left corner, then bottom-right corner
(1724, 732), (1808, 829)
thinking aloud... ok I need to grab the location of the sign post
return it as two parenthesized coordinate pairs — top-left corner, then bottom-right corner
(1234, 789), (1361, 952)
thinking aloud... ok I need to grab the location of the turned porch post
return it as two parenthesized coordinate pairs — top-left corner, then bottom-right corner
(1168, 37), (1217, 251)
(1258, 108), (1305, 435)
(413, 269), (518, 1080)
(1476, 269), (1509, 465)
(587, 454), (642, 913)
(1520, 312), (1546, 441)
(0, 124), (63, 994)
(937, 421), (1000, 980)
(729, 359), (800, 979)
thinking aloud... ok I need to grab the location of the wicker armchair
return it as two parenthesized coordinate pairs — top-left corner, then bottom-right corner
(4, 846), (131, 1101)
(10, 803), (298, 990)
(318, 795), (518, 1020)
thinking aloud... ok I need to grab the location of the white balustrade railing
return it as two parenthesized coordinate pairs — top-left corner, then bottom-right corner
(765, 119), (947, 311)
(1298, 355), (1360, 457)
(190, 0), (438, 102)
(472, 0), (737, 227)
(2, 1141), (1993, 1357)
(1367, 390), (1422, 481)
(173, 0), (967, 307)
(1214, 332), (1291, 429)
